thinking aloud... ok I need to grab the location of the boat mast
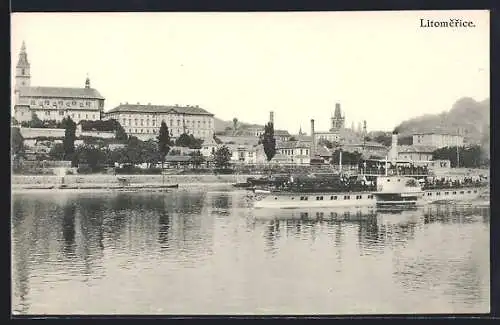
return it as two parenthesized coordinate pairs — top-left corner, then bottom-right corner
(456, 128), (460, 168)
(385, 155), (388, 176)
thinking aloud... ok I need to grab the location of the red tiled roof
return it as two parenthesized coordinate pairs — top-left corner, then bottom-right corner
(20, 86), (104, 100)
(106, 104), (214, 116)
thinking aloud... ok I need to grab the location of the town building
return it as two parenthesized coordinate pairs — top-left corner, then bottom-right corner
(13, 42), (105, 124)
(412, 132), (464, 149)
(396, 145), (435, 161)
(388, 132), (434, 162)
(274, 141), (311, 165)
(103, 103), (215, 141)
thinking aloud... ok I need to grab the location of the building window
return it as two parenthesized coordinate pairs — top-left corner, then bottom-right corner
(66, 102), (71, 107)
(59, 111), (64, 116)
(79, 102), (84, 107)
(146, 120), (149, 126)
(85, 114), (88, 119)
(134, 118), (138, 125)
(45, 111), (50, 116)
(128, 119), (131, 125)
(22, 69), (25, 74)
(141, 129), (143, 133)
(86, 101), (91, 107)
(30, 100), (35, 105)
(170, 120), (173, 126)
(177, 120), (180, 126)
(140, 119), (143, 126)
(72, 101), (76, 106)
(135, 129), (137, 133)
(152, 120), (156, 126)
(44, 100), (50, 105)
(77, 114), (80, 118)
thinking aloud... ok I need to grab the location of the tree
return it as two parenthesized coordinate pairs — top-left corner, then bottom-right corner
(11, 127), (24, 156)
(175, 133), (191, 147)
(189, 150), (205, 168)
(48, 143), (65, 160)
(432, 145), (484, 168)
(318, 138), (334, 149)
(61, 117), (77, 163)
(113, 120), (128, 142)
(175, 133), (203, 149)
(30, 112), (44, 128)
(74, 144), (107, 171)
(214, 145), (232, 169)
(262, 122), (276, 161)
(157, 121), (171, 183)
(373, 134), (392, 147)
(232, 118), (238, 134)
(288, 136), (297, 142)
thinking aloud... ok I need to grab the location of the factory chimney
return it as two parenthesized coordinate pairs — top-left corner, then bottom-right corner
(310, 119), (315, 155)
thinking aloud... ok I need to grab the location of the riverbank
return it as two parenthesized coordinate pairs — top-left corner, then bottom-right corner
(11, 174), (260, 188)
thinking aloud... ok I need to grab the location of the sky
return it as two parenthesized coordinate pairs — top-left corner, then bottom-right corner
(11, 11), (489, 133)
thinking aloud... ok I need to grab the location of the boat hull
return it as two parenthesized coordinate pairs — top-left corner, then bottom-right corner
(422, 187), (487, 203)
(253, 191), (376, 209)
(251, 186), (488, 209)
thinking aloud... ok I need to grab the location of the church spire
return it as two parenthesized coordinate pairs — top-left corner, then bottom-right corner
(15, 41), (31, 92)
(16, 41), (30, 68)
(334, 102), (342, 119)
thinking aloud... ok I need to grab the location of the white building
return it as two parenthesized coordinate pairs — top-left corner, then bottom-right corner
(104, 103), (215, 141)
(412, 132), (464, 149)
(13, 42), (105, 124)
(275, 141), (311, 165)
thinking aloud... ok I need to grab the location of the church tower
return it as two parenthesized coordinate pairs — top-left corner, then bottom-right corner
(330, 102), (345, 131)
(15, 41), (31, 94)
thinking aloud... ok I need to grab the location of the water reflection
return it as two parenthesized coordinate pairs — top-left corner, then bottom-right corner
(11, 191), (489, 315)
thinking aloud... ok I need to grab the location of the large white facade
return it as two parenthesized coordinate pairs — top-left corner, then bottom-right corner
(13, 42), (105, 124)
(412, 133), (464, 149)
(104, 103), (215, 141)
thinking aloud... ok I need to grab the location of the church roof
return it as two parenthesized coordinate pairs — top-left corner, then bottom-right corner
(397, 145), (436, 153)
(107, 104), (214, 116)
(19, 86), (104, 100)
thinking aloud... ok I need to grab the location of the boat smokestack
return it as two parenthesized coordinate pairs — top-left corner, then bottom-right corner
(389, 130), (398, 161)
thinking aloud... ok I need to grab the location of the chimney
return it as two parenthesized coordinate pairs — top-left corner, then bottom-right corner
(269, 111), (274, 124)
(310, 119), (315, 155)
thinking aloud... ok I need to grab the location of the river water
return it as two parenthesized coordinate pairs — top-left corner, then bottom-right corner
(11, 185), (490, 315)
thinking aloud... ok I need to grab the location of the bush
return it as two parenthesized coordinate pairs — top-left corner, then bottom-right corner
(214, 168), (234, 175)
(77, 166), (93, 174)
(114, 166), (162, 175)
